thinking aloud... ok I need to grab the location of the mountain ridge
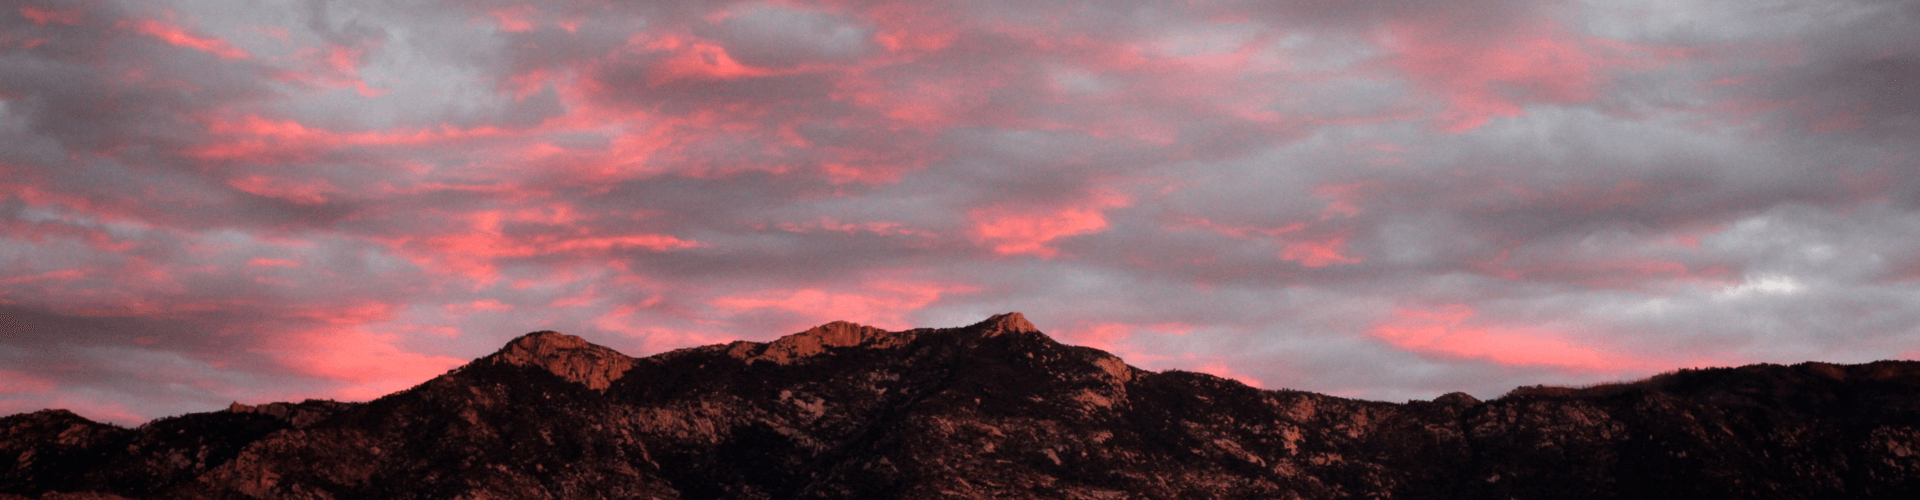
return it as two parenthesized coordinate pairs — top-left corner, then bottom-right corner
(5, 312), (1920, 499)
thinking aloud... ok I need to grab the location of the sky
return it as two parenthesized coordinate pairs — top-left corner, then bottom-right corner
(1, 0), (1917, 425)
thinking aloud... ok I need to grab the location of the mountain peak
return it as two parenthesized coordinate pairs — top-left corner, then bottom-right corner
(484, 330), (635, 390)
(972, 311), (1038, 335)
(736, 320), (906, 364)
(506, 329), (583, 346)
(800, 320), (891, 345)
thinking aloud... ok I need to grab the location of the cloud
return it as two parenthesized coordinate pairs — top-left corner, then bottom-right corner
(1370, 305), (1659, 372)
(710, 278), (981, 331)
(126, 17), (251, 59)
(970, 190), (1130, 258)
(3, 0), (1920, 423)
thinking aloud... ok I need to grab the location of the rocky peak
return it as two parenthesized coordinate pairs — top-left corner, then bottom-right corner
(482, 331), (635, 390)
(970, 311), (1038, 336)
(795, 320), (894, 347)
(738, 320), (908, 364)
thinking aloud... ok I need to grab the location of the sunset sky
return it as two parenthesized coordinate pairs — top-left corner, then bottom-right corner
(3, 0), (1917, 424)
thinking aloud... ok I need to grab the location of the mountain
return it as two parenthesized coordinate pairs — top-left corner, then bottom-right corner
(5, 312), (1920, 499)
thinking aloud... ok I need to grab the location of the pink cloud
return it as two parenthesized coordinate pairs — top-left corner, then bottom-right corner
(1176, 217), (1305, 239)
(1055, 321), (1195, 352)
(194, 115), (520, 162)
(590, 303), (741, 355)
(3, 368), (144, 424)
(2, 183), (115, 220)
(648, 37), (772, 82)
(0, 369), (56, 395)
(777, 218), (938, 237)
(1193, 361), (1265, 388)
(535, 234), (701, 254)
(1173, 216), (1360, 267)
(0, 269), (88, 287)
(285, 301), (399, 326)
(262, 41), (387, 97)
(1384, 18), (1602, 132)
(125, 19), (250, 60)
(246, 258), (301, 268)
(486, 6), (538, 33)
(1371, 305), (1652, 373)
(227, 174), (337, 204)
(548, 288), (601, 309)
(446, 299), (514, 312)
(1279, 234), (1363, 268)
(250, 301), (469, 399)
(0, 210), (136, 254)
(818, 156), (924, 185)
(840, 74), (991, 129)
(1056, 322), (1136, 351)
(1053, 321), (1259, 387)
(971, 191), (1131, 258)
(190, 115), (329, 162)
(324, 45), (387, 97)
(324, 45), (364, 76)
(866, 3), (958, 54)
(1168, 214), (1367, 268)
(275, 326), (465, 401)
(394, 209), (700, 282)
(19, 6), (83, 26)
(1312, 183), (1366, 219)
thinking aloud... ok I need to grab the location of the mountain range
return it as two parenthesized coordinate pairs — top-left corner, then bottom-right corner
(5, 312), (1920, 499)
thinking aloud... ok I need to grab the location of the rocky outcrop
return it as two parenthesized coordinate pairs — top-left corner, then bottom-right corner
(974, 311), (1039, 335)
(729, 320), (911, 364)
(3, 312), (1919, 499)
(481, 330), (636, 390)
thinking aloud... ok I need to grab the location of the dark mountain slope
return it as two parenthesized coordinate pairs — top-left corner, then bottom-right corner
(4, 313), (1919, 499)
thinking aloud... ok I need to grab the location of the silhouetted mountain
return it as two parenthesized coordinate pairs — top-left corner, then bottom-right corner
(5, 313), (1920, 499)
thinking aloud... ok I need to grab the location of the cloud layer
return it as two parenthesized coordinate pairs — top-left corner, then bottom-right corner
(3, 0), (1918, 423)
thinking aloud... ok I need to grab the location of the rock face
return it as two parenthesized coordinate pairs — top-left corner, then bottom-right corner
(482, 331), (636, 390)
(5, 312), (1920, 499)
